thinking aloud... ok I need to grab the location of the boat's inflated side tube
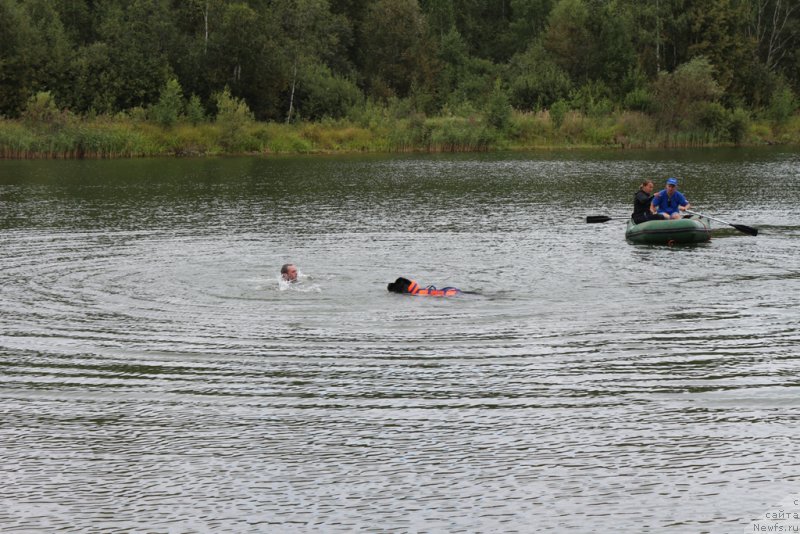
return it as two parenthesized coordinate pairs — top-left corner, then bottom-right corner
(387, 277), (462, 297)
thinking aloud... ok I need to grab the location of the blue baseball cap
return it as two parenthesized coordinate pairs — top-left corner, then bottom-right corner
(666, 177), (678, 186)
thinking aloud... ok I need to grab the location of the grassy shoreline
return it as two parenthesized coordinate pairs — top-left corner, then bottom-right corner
(2, 110), (799, 159)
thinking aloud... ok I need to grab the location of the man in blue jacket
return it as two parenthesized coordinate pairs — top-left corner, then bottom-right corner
(651, 177), (690, 219)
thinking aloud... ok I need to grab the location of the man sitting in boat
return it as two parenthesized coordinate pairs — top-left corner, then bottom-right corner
(387, 277), (462, 297)
(631, 179), (666, 223)
(651, 177), (690, 219)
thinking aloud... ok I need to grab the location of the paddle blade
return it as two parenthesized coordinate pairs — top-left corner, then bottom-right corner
(733, 224), (758, 236)
(586, 215), (612, 224)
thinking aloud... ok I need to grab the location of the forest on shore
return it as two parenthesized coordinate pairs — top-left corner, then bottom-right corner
(1, 0), (799, 158)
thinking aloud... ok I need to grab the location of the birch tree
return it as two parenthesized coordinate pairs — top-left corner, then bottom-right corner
(749, 0), (800, 71)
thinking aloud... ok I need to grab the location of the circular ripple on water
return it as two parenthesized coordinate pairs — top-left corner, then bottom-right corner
(3, 153), (800, 532)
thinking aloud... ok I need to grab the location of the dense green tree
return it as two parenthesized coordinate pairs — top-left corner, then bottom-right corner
(434, 27), (498, 110)
(185, 94), (206, 124)
(541, 0), (592, 82)
(486, 78), (512, 129)
(435, 27), (468, 107)
(686, 0), (754, 94)
(329, 0), (369, 76)
(178, 0), (225, 54)
(727, 106), (750, 144)
(550, 98), (569, 127)
(21, 0), (72, 90)
(66, 42), (116, 113)
(53, 0), (98, 45)
(419, 0), (456, 38)
(205, 3), (285, 119)
(360, 0), (436, 100)
(507, 0), (555, 52)
(69, 0), (175, 112)
(540, 0), (635, 96)
(651, 55), (722, 129)
(0, 0), (71, 117)
(615, 0), (677, 76)
(151, 78), (184, 127)
(508, 43), (572, 109)
(768, 82), (797, 124)
(292, 63), (362, 120)
(159, 0), (225, 108)
(272, 0), (352, 121)
(586, 1), (637, 96)
(212, 3), (261, 88)
(215, 85), (255, 150)
(658, 0), (693, 71)
(0, 0), (34, 116)
(0, 0), (798, 125)
(21, 91), (63, 129)
(449, 0), (515, 62)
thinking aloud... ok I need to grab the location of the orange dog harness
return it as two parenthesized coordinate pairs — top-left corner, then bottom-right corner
(387, 277), (462, 297)
(406, 280), (461, 297)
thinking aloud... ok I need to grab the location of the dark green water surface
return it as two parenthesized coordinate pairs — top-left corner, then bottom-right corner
(1, 148), (799, 532)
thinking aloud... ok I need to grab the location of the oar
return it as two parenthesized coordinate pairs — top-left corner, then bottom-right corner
(684, 209), (758, 236)
(586, 215), (629, 224)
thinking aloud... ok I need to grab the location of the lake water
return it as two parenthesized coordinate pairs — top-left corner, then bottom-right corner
(1, 148), (799, 533)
